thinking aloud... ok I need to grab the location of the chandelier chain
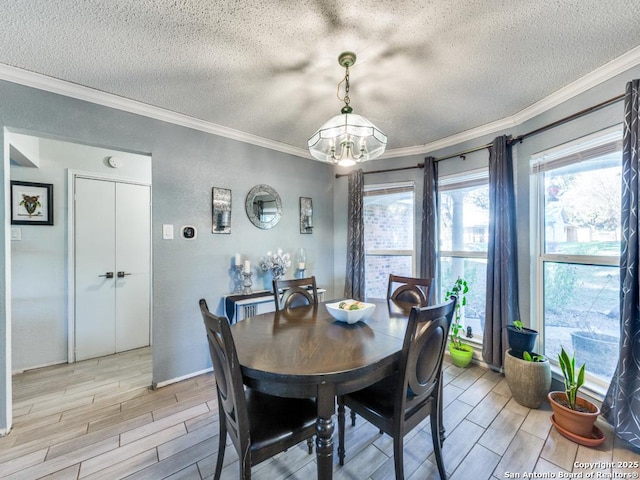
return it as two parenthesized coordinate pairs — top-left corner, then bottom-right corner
(336, 66), (351, 106)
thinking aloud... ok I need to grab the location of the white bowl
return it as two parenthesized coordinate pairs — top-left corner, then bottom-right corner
(326, 300), (376, 324)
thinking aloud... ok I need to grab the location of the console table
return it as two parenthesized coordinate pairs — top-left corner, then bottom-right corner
(223, 289), (326, 324)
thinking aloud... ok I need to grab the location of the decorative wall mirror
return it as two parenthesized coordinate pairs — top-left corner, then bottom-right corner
(245, 184), (282, 229)
(300, 197), (313, 234)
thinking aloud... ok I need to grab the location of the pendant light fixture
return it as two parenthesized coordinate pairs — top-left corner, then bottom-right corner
(308, 51), (387, 167)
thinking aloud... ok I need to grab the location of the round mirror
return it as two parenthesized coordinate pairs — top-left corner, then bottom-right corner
(245, 184), (282, 229)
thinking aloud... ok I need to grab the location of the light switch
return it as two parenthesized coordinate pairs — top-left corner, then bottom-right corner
(162, 224), (174, 240)
(11, 227), (22, 241)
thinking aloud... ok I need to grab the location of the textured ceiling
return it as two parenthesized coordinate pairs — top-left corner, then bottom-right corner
(1, 0), (640, 158)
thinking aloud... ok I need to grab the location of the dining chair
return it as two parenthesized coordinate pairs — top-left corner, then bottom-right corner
(337, 297), (457, 480)
(387, 274), (434, 306)
(273, 276), (318, 311)
(199, 299), (317, 480)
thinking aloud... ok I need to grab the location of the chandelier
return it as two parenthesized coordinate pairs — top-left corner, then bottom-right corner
(308, 52), (387, 167)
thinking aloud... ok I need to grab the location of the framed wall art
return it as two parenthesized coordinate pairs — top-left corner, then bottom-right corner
(299, 197), (313, 234)
(212, 187), (231, 234)
(11, 180), (54, 225)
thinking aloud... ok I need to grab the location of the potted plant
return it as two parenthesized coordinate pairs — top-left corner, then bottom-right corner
(504, 349), (551, 408)
(446, 277), (473, 368)
(506, 319), (538, 356)
(548, 347), (601, 440)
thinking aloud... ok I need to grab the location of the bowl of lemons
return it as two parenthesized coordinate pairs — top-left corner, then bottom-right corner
(326, 300), (376, 324)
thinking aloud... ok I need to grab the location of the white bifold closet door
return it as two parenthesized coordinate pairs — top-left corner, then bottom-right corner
(74, 177), (151, 361)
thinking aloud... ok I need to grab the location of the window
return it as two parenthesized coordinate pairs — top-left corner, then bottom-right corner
(532, 126), (622, 390)
(438, 169), (489, 342)
(363, 183), (415, 299)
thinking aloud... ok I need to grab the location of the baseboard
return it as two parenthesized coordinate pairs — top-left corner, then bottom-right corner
(12, 360), (67, 375)
(152, 367), (213, 390)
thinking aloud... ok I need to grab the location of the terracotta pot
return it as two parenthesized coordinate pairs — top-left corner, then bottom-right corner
(449, 343), (473, 368)
(504, 349), (551, 408)
(548, 391), (600, 438)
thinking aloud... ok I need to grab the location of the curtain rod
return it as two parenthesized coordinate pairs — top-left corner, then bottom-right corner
(334, 92), (625, 179)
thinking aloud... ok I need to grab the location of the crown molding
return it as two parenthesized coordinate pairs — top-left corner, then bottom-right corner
(381, 45), (640, 160)
(2, 44), (640, 163)
(0, 63), (312, 160)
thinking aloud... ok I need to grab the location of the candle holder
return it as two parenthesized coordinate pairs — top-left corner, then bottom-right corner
(242, 271), (253, 295)
(233, 265), (244, 293)
(296, 267), (306, 279)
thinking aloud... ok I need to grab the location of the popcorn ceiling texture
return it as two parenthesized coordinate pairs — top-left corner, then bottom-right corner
(0, 0), (638, 151)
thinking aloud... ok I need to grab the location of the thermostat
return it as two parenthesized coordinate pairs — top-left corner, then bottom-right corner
(181, 225), (197, 240)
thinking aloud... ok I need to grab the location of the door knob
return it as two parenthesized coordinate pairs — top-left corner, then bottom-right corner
(117, 271), (132, 278)
(98, 272), (114, 279)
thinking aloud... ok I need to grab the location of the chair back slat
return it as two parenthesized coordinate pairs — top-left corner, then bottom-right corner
(387, 274), (433, 306)
(273, 276), (318, 311)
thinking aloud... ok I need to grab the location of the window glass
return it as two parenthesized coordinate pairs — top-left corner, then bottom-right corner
(438, 172), (488, 341)
(439, 184), (489, 252)
(543, 263), (619, 379)
(439, 256), (487, 337)
(543, 156), (621, 257)
(363, 184), (414, 299)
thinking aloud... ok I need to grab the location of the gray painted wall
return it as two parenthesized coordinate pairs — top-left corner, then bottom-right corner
(0, 79), (336, 432)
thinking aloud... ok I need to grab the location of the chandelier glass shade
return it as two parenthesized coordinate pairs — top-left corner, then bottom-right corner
(308, 52), (387, 167)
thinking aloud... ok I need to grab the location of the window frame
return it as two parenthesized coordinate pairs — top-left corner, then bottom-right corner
(363, 181), (416, 297)
(531, 125), (622, 395)
(438, 168), (489, 344)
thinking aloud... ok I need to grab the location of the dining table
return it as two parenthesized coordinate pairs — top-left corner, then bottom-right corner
(230, 297), (418, 480)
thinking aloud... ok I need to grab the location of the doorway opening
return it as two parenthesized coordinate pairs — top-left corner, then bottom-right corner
(7, 130), (152, 427)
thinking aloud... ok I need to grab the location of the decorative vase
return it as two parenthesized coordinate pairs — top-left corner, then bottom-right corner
(504, 349), (551, 408)
(548, 391), (600, 438)
(449, 343), (473, 368)
(506, 325), (538, 355)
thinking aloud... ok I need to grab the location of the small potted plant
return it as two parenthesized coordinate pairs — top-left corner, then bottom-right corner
(446, 277), (473, 368)
(504, 349), (551, 408)
(548, 347), (601, 441)
(506, 319), (539, 356)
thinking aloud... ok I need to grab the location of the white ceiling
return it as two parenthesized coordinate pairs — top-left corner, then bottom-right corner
(1, 0), (640, 160)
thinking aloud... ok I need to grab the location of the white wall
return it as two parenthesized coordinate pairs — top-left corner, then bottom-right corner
(9, 133), (151, 371)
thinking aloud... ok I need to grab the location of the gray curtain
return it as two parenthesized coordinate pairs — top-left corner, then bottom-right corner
(483, 135), (520, 369)
(420, 156), (438, 305)
(344, 169), (365, 300)
(602, 79), (640, 449)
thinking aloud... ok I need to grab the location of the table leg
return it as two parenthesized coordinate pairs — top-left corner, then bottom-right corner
(315, 387), (335, 480)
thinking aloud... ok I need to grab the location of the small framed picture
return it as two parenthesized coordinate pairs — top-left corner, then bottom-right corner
(11, 181), (54, 225)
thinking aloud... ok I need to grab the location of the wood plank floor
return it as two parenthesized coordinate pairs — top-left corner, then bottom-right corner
(1, 347), (638, 479)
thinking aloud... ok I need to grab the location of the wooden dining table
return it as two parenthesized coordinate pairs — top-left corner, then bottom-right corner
(230, 298), (417, 480)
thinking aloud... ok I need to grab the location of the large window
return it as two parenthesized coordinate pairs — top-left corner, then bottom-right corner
(532, 126), (621, 389)
(363, 183), (415, 299)
(438, 169), (489, 341)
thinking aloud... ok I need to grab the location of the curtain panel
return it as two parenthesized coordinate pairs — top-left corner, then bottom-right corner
(602, 79), (640, 449)
(483, 135), (521, 369)
(420, 156), (438, 305)
(344, 169), (365, 300)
